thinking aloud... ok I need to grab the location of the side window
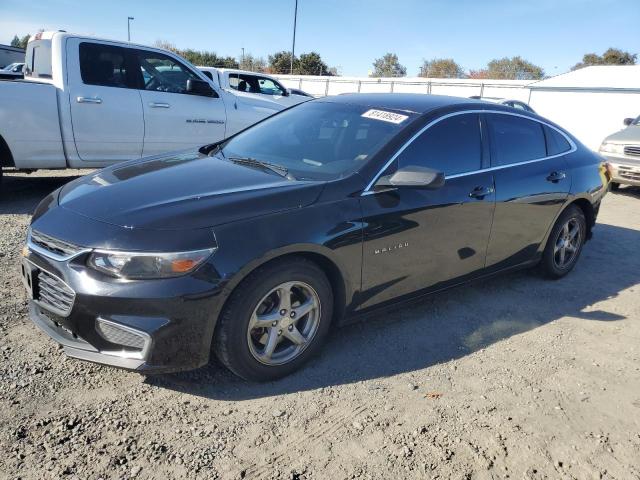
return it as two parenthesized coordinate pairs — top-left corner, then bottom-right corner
(544, 125), (572, 156)
(137, 51), (200, 94)
(229, 74), (258, 93)
(79, 42), (132, 88)
(257, 77), (285, 96)
(397, 113), (482, 176)
(487, 114), (546, 166)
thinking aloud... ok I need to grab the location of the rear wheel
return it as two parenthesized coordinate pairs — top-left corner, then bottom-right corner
(213, 258), (333, 381)
(540, 205), (586, 279)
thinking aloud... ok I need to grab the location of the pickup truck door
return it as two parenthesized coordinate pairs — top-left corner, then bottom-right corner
(134, 50), (227, 156)
(66, 39), (144, 162)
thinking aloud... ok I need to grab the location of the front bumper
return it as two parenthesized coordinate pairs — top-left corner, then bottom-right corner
(600, 153), (640, 186)
(23, 244), (226, 374)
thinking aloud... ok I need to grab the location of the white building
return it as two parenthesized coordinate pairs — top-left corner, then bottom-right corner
(528, 65), (640, 150)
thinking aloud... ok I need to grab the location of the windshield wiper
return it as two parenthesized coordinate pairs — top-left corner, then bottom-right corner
(228, 156), (291, 179)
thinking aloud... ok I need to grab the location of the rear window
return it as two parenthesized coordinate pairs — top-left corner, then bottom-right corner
(79, 42), (131, 88)
(487, 114), (546, 166)
(544, 125), (572, 155)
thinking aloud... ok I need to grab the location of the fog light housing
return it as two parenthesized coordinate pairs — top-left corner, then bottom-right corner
(96, 318), (150, 358)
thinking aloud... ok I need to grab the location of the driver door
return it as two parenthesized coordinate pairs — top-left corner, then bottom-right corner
(358, 113), (496, 309)
(135, 50), (227, 156)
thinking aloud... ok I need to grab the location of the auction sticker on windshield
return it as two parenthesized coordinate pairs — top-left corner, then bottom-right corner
(361, 109), (409, 124)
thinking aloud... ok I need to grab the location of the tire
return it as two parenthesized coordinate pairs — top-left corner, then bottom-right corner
(610, 182), (620, 191)
(540, 205), (587, 279)
(213, 257), (333, 381)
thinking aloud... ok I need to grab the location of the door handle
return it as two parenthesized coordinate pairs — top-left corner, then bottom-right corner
(76, 96), (102, 104)
(547, 171), (566, 183)
(149, 102), (170, 108)
(469, 186), (494, 199)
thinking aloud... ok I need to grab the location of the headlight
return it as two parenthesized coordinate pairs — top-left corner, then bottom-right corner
(599, 142), (623, 154)
(87, 248), (216, 279)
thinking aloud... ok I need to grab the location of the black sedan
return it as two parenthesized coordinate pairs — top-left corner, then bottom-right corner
(22, 94), (608, 381)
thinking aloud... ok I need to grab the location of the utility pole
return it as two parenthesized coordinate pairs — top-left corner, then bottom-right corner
(241, 47), (245, 69)
(127, 16), (134, 42)
(290, 0), (298, 74)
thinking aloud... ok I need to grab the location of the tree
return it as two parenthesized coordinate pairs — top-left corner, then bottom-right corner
(10, 34), (30, 49)
(268, 51), (296, 74)
(371, 53), (406, 77)
(483, 56), (544, 80)
(239, 53), (267, 72)
(571, 48), (637, 70)
(467, 69), (490, 79)
(419, 58), (465, 78)
(153, 40), (238, 68)
(297, 52), (331, 76)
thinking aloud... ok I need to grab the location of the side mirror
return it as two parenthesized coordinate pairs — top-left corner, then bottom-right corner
(375, 165), (445, 190)
(281, 89), (290, 97)
(623, 118), (634, 127)
(186, 78), (217, 97)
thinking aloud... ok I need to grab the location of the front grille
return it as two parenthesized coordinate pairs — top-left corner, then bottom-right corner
(36, 269), (75, 316)
(619, 169), (640, 181)
(624, 145), (640, 157)
(30, 230), (82, 258)
(96, 320), (147, 350)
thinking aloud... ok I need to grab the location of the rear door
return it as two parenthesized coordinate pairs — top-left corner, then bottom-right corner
(135, 50), (227, 156)
(359, 112), (496, 309)
(484, 112), (572, 270)
(67, 40), (144, 161)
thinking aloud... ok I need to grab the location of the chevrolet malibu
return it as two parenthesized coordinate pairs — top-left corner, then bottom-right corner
(22, 94), (608, 381)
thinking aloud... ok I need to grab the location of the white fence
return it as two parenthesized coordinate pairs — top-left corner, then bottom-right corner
(273, 74), (640, 151)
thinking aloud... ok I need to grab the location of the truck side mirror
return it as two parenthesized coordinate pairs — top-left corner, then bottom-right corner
(187, 79), (218, 98)
(623, 118), (634, 127)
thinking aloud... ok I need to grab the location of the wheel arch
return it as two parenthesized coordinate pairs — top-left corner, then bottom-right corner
(0, 134), (15, 168)
(215, 247), (351, 332)
(539, 195), (597, 255)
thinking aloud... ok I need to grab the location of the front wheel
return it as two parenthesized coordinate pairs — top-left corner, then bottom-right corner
(540, 205), (586, 279)
(213, 258), (333, 381)
(610, 181), (620, 191)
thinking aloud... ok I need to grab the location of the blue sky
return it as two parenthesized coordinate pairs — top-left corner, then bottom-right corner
(1, 0), (638, 76)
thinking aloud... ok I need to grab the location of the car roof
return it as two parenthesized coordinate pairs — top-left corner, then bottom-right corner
(319, 93), (488, 114)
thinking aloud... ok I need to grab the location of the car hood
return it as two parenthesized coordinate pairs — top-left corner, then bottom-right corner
(603, 125), (640, 144)
(59, 150), (324, 230)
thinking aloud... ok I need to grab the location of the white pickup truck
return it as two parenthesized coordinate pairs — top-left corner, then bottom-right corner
(198, 67), (311, 108)
(0, 31), (295, 185)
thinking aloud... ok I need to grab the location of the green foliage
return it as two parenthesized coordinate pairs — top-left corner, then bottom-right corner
(419, 58), (465, 78)
(571, 48), (637, 70)
(268, 51), (334, 75)
(297, 52), (331, 75)
(482, 56), (544, 80)
(371, 53), (406, 77)
(268, 51), (296, 74)
(10, 34), (30, 49)
(153, 40), (239, 68)
(239, 53), (267, 73)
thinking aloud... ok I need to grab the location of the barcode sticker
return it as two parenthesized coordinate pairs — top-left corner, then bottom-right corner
(361, 109), (409, 124)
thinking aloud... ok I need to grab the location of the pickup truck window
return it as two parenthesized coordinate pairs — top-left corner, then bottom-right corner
(229, 74), (285, 96)
(137, 52), (200, 94)
(79, 42), (133, 88)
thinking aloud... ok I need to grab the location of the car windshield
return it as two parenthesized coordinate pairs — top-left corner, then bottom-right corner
(219, 101), (416, 181)
(634, 116), (640, 126)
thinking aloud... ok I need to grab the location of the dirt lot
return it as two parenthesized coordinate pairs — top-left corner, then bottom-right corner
(0, 170), (639, 480)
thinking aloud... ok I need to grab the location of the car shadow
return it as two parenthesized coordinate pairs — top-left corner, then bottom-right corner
(612, 185), (640, 199)
(0, 172), (85, 215)
(148, 222), (639, 400)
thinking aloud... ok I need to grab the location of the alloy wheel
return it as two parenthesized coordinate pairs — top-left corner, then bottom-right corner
(553, 218), (582, 269)
(247, 281), (321, 366)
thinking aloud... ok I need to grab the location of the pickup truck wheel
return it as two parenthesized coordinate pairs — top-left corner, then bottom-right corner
(540, 205), (586, 279)
(213, 258), (333, 382)
(610, 182), (620, 191)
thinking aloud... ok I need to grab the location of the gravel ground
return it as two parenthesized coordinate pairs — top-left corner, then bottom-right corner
(1, 169), (639, 480)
